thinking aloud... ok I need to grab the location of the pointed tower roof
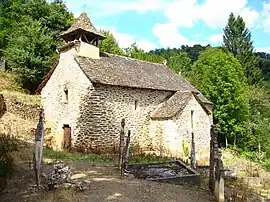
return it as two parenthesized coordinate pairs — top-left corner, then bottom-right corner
(60, 12), (105, 40)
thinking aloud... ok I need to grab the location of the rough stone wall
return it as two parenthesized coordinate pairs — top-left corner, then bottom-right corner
(41, 47), (93, 150)
(149, 95), (212, 165)
(75, 84), (173, 153)
(75, 84), (212, 164)
(41, 46), (212, 164)
(1, 94), (40, 122)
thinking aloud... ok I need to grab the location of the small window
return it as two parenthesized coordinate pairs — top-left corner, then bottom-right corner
(64, 89), (68, 103)
(135, 100), (138, 110)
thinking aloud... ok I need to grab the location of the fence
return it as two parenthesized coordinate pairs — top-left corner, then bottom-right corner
(209, 125), (225, 202)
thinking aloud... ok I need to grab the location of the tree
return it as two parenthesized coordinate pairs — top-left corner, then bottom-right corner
(125, 43), (165, 64)
(99, 30), (125, 56)
(4, 20), (57, 92)
(168, 52), (192, 76)
(223, 13), (262, 85)
(190, 48), (250, 146)
(1, 0), (74, 92)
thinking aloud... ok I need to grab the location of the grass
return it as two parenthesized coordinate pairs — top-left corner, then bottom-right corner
(0, 71), (41, 106)
(0, 71), (24, 93)
(43, 148), (113, 163)
(0, 90), (41, 106)
(129, 154), (175, 164)
(222, 148), (270, 192)
(43, 148), (177, 165)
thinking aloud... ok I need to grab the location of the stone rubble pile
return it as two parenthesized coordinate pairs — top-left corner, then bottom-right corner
(42, 161), (91, 191)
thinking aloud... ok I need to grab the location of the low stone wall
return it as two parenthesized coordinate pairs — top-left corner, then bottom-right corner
(2, 93), (41, 122)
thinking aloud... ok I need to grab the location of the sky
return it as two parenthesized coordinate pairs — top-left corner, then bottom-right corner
(62, 0), (270, 53)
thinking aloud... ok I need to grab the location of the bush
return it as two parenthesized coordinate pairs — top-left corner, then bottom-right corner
(0, 134), (19, 191)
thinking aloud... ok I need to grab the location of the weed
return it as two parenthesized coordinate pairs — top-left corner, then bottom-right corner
(43, 148), (113, 163)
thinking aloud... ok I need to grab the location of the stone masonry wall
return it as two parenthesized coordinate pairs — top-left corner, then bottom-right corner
(74, 84), (173, 153)
(149, 96), (212, 165)
(75, 85), (212, 164)
(41, 46), (212, 164)
(41, 47), (93, 149)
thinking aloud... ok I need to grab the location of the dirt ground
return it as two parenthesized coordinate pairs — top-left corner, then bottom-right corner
(0, 161), (215, 202)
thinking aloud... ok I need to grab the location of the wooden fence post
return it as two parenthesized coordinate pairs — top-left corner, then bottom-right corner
(119, 119), (125, 172)
(124, 130), (131, 170)
(34, 109), (45, 187)
(209, 125), (225, 202)
(190, 131), (196, 170)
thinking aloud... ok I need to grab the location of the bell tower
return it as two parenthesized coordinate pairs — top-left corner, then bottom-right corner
(60, 12), (105, 47)
(59, 12), (105, 59)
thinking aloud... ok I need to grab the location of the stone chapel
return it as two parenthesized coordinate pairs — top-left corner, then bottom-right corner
(37, 12), (213, 165)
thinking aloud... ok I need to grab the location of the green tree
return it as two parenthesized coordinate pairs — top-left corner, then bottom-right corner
(126, 43), (165, 64)
(223, 13), (262, 85)
(168, 52), (192, 76)
(3, 20), (56, 92)
(244, 86), (270, 158)
(99, 30), (125, 56)
(1, 0), (74, 92)
(190, 48), (250, 146)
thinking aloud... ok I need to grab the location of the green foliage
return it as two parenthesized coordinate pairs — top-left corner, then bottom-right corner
(129, 154), (173, 164)
(191, 48), (250, 145)
(0, 134), (19, 191)
(44, 148), (113, 163)
(223, 13), (262, 85)
(243, 86), (270, 156)
(4, 20), (57, 92)
(168, 52), (192, 76)
(149, 44), (210, 62)
(1, 0), (74, 93)
(99, 30), (125, 56)
(181, 140), (189, 158)
(125, 43), (165, 64)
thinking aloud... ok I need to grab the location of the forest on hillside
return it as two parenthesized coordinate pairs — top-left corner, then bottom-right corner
(1, 0), (270, 169)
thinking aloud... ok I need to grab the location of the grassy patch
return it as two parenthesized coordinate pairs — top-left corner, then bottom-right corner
(129, 155), (175, 164)
(0, 71), (24, 93)
(0, 71), (40, 106)
(43, 148), (113, 163)
(0, 90), (41, 106)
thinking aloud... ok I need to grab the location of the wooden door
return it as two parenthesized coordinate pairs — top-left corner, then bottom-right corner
(63, 125), (71, 150)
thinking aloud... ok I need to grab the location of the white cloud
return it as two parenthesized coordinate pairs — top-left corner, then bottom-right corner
(197, 0), (253, 28)
(261, 2), (270, 33)
(240, 7), (260, 28)
(98, 26), (157, 51)
(152, 0), (259, 47)
(136, 40), (158, 52)
(208, 33), (223, 44)
(152, 23), (207, 48)
(66, 0), (166, 18)
(164, 0), (199, 27)
(66, 0), (262, 49)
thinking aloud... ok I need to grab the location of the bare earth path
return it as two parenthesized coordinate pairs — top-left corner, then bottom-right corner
(1, 161), (215, 202)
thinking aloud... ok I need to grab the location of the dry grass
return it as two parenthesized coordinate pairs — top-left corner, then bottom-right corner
(39, 189), (79, 202)
(0, 71), (41, 106)
(0, 71), (24, 93)
(0, 90), (41, 106)
(0, 112), (36, 142)
(222, 148), (270, 192)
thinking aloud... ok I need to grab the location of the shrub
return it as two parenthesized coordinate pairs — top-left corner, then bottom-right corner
(0, 134), (19, 191)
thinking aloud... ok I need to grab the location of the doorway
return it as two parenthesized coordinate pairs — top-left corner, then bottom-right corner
(63, 125), (71, 151)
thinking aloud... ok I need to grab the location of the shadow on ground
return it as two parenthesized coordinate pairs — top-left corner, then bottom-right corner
(1, 160), (215, 202)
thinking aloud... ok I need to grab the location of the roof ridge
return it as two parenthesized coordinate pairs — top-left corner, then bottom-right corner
(102, 52), (167, 67)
